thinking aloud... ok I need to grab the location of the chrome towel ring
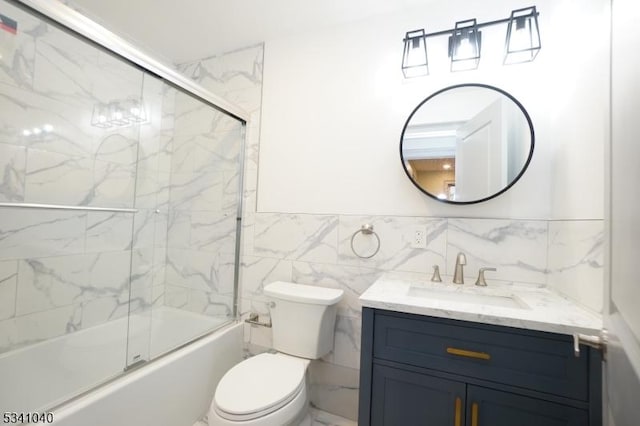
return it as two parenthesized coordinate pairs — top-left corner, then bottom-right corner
(350, 224), (381, 259)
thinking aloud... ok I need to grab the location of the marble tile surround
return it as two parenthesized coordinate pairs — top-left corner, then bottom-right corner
(244, 214), (604, 310)
(242, 214), (605, 346)
(162, 64), (245, 320)
(0, 6), (166, 355)
(0, 5), (244, 357)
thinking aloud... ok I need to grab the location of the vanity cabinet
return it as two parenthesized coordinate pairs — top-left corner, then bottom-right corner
(358, 308), (602, 426)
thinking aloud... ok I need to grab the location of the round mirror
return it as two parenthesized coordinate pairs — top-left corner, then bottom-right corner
(400, 84), (534, 204)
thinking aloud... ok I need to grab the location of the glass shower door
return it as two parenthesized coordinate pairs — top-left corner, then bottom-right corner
(0, 0), (246, 413)
(0, 0), (145, 411)
(140, 79), (245, 360)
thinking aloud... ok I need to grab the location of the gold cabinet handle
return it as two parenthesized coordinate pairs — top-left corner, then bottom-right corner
(446, 347), (491, 360)
(454, 397), (462, 426)
(471, 402), (479, 426)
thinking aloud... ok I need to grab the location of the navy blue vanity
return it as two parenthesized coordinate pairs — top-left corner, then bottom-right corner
(358, 307), (602, 426)
(358, 274), (602, 426)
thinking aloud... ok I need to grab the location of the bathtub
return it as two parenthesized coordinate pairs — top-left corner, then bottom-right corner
(0, 307), (243, 426)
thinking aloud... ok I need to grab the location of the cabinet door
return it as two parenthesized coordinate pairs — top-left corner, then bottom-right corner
(466, 385), (589, 426)
(371, 364), (465, 426)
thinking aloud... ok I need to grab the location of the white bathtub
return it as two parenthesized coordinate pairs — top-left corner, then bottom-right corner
(0, 307), (242, 426)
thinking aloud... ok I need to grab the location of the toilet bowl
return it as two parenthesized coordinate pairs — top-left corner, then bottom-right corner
(208, 282), (343, 426)
(208, 353), (309, 426)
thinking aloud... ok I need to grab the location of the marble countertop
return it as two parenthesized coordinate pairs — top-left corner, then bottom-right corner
(359, 273), (603, 336)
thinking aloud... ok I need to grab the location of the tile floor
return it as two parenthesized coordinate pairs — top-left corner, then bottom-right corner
(308, 408), (357, 426)
(193, 407), (356, 426)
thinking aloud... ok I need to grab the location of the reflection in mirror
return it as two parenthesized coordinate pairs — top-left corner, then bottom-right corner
(400, 84), (534, 204)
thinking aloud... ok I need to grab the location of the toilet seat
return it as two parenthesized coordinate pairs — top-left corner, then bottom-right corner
(214, 353), (307, 422)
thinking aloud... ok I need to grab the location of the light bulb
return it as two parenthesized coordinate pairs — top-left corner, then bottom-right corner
(22, 129), (31, 136)
(32, 127), (42, 135)
(510, 26), (529, 51)
(43, 124), (54, 132)
(457, 38), (473, 59)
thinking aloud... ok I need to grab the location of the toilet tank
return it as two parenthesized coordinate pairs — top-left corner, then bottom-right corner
(264, 282), (343, 359)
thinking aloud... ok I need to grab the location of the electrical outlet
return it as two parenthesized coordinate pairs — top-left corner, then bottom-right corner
(411, 226), (427, 249)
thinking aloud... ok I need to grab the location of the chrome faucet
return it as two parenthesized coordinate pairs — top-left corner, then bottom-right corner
(453, 252), (467, 284)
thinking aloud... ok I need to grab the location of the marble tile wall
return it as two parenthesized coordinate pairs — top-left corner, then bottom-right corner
(180, 43), (604, 421)
(177, 44), (265, 332)
(164, 66), (246, 319)
(0, 3), (167, 356)
(0, 1), (247, 361)
(547, 220), (605, 313)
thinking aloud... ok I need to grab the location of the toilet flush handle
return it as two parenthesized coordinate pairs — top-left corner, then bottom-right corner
(244, 313), (272, 328)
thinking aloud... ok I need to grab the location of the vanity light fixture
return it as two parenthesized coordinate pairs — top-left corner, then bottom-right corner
(401, 5), (540, 78)
(504, 6), (541, 64)
(448, 19), (482, 71)
(22, 124), (54, 137)
(402, 29), (429, 78)
(91, 99), (147, 129)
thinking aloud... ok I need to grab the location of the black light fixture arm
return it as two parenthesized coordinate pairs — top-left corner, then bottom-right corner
(402, 12), (540, 41)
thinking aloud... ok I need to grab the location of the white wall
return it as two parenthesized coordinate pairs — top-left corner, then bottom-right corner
(605, 0), (640, 423)
(258, 0), (608, 219)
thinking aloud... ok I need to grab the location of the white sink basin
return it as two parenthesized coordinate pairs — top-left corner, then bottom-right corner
(407, 286), (529, 309)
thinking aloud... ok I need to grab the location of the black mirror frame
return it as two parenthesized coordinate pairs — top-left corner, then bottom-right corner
(399, 83), (535, 205)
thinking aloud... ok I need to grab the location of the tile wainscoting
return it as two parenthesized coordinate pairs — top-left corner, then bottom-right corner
(241, 214), (603, 420)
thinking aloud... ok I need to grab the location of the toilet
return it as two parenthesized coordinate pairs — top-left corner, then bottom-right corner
(208, 281), (344, 426)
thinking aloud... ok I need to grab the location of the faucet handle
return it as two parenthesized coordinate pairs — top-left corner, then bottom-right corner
(431, 265), (442, 282)
(475, 267), (497, 287)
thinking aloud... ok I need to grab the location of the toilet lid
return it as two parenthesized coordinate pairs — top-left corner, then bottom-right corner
(214, 353), (306, 420)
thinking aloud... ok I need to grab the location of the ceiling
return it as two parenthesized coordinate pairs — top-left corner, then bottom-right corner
(409, 158), (456, 173)
(66, 0), (433, 64)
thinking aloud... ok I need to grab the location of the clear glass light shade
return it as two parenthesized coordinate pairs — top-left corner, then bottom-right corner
(91, 98), (146, 128)
(504, 6), (541, 64)
(123, 99), (147, 123)
(449, 19), (481, 72)
(91, 103), (112, 128)
(402, 29), (429, 78)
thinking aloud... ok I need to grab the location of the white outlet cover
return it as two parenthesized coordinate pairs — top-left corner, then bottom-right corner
(411, 226), (427, 249)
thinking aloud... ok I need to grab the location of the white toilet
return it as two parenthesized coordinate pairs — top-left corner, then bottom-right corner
(208, 281), (344, 426)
